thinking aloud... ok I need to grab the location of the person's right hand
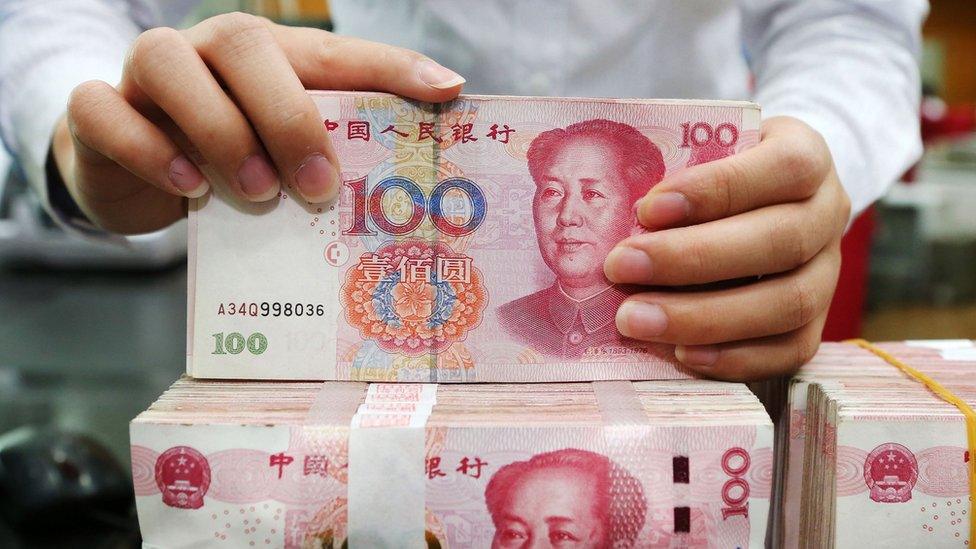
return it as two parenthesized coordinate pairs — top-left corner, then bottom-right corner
(52, 12), (465, 234)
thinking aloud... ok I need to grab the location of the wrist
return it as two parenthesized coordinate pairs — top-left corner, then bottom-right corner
(51, 115), (74, 190)
(47, 115), (92, 225)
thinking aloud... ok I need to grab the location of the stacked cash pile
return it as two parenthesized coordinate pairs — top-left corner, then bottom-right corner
(132, 87), (976, 547)
(187, 91), (760, 382)
(132, 379), (773, 547)
(133, 92), (781, 547)
(772, 340), (976, 548)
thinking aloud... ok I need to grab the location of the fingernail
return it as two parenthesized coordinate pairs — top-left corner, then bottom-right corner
(638, 192), (690, 228)
(675, 344), (720, 367)
(604, 246), (653, 283)
(169, 155), (208, 198)
(417, 59), (465, 90)
(615, 301), (668, 338)
(238, 154), (279, 201)
(295, 154), (339, 203)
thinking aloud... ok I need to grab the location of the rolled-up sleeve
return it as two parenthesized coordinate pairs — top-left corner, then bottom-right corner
(739, 0), (928, 218)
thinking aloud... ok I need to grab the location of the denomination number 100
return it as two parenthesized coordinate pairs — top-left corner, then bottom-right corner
(212, 332), (268, 355)
(343, 175), (487, 237)
(681, 122), (739, 148)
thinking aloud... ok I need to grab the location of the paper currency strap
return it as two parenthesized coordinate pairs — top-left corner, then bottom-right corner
(592, 381), (701, 535)
(845, 338), (976, 539)
(306, 382), (721, 544)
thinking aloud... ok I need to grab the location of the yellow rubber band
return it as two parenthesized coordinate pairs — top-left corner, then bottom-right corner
(846, 338), (976, 540)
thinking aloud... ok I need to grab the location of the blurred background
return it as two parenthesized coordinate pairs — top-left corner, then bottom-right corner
(0, 0), (974, 546)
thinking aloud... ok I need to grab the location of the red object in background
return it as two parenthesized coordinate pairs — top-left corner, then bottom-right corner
(921, 100), (976, 143)
(822, 99), (976, 341)
(822, 207), (875, 341)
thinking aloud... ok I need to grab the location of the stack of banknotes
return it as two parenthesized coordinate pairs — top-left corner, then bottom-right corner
(131, 379), (774, 547)
(771, 340), (976, 548)
(187, 91), (760, 382)
(134, 91), (975, 547)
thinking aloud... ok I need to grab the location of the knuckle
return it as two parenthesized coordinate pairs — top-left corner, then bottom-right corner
(208, 11), (272, 52)
(686, 307), (724, 344)
(780, 144), (817, 183)
(768, 211), (809, 270)
(67, 81), (114, 140)
(315, 36), (418, 82)
(837, 185), (853, 226)
(129, 27), (184, 69)
(213, 11), (265, 34)
(684, 238), (711, 280)
(268, 106), (319, 143)
(195, 123), (225, 150)
(388, 46), (426, 67)
(779, 133), (830, 192)
(698, 160), (741, 217)
(785, 275), (819, 329)
(709, 355), (750, 382)
(312, 34), (344, 68)
(791, 330), (821, 372)
(67, 80), (109, 118)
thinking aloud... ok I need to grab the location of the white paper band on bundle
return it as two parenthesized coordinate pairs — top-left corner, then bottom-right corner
(593, 381), (691, 512)
(301, 381), (367, 481)
(364, 383), (438, 403)
(942, 348), (976, 361)
(347, 383), (437, 549)
(306, 381), (368, 424)
(593, 380), (646, 426)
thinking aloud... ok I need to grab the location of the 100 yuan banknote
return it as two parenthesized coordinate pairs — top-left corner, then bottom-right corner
(132, 421), (773, 548)
(188, 93), (761, 380)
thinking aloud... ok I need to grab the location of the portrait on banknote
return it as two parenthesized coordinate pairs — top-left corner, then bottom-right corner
(485, 448), (647, 548)
(496, 119), (665, 359)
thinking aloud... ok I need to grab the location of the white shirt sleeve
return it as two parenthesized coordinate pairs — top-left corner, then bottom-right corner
(0, 0), (152, 231)
(738, 0), (928, 218)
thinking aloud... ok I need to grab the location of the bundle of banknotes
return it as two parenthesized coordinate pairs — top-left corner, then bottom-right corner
(131, 379), (773, 548)
(137, 87), (976, 547)
(770, 340), (976, 548)
(187, 92), (760, 382)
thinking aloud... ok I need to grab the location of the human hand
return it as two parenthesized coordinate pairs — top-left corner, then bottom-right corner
(52, 12), (464, 234)
(604, 117), (851, 381)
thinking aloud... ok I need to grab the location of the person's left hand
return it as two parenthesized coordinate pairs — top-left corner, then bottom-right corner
(603, 116), (850, 381)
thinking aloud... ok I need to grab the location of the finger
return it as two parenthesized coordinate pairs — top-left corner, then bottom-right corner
(122, 26), (280, 201)
(67, 80), (209, 199)
(671, 311), (828, 381)
(605, 175), (848, 285)
(614, 240), (840, 345)
(636, 116), (832, 229)
(265, 22), (465, 103)
(185, 13), (339, 202)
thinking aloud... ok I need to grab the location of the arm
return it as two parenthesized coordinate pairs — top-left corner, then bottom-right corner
(740, 0), (927, 217)
(0, 0), (145, 230)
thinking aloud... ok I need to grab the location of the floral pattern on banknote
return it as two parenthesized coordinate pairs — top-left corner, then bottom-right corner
(341, 239), (487, 356)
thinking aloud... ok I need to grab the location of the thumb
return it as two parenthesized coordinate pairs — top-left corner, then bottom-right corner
(267, 22), (465, 103)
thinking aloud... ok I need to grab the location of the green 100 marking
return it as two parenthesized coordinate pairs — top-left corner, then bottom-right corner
(212, 332), (268, 355)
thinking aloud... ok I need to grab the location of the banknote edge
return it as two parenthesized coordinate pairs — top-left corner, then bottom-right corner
(306, 90), (760, 111)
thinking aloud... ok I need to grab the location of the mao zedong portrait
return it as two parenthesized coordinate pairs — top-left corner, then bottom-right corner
(484, 448), (647, 548)
(497, 119), (666, 358)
